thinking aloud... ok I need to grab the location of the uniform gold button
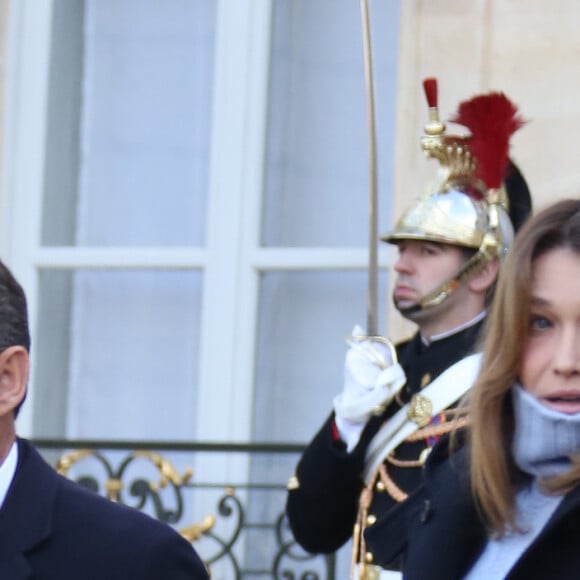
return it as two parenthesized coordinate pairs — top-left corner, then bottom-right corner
(366, 514), (377, 526)
(419, 447), (432, 465)
(376, 480), (385, 491)
(365, 551), (374, 563)
(286, 475), (300, 490)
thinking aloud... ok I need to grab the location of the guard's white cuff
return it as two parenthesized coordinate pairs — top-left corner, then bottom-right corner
(333, 412), (365, 452)
(334, 363), (406, 423)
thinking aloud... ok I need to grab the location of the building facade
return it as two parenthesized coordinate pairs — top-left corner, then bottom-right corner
(0, 0), (576, 575)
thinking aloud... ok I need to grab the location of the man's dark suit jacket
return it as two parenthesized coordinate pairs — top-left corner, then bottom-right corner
(0, 438), (208, 579)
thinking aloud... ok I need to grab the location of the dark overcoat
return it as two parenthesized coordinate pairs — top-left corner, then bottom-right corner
(0, 438), (209, 579)
(365, 437), (580, 580)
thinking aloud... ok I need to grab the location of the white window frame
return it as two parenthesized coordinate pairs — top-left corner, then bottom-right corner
(2, 0), (393, 456)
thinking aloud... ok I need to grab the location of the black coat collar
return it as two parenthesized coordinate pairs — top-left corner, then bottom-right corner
(0, 439), (58, 579)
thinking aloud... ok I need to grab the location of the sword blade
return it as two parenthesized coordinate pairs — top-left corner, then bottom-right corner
(360, 0), (379, 337)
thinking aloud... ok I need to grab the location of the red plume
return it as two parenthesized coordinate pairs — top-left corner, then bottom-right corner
(451, 92), (525, 189)
(423, 78), (438, 108)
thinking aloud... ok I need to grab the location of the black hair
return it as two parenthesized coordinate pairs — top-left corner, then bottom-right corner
(0, 261), (31, 417)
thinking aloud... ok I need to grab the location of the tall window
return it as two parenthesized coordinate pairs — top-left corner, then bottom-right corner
(1, 0), (399, 572)
(4, 0), (399, 572)
(33, 0), (215, 442)
(7, 0), (400, 444)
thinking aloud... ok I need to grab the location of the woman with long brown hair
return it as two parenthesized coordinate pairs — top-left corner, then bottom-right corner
(365, 198), (580, 579)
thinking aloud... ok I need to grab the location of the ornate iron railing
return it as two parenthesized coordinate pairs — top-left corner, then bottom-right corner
(31, 439), (336, 579)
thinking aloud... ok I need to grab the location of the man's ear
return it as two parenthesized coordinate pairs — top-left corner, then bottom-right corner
(468, 258), (500, 294)
(0, 346), (29, 416)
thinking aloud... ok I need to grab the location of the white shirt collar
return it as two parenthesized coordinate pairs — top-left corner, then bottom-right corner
(0, 440), (18, 510)
(421, 309), (487, 346)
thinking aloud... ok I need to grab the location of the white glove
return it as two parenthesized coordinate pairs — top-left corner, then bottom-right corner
(333, 325), (406, 451)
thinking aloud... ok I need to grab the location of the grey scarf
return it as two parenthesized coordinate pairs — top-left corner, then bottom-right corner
(512, 384), (580, 479)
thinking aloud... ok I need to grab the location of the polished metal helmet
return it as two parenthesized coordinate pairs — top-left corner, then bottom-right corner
(384, 79), (532, 314)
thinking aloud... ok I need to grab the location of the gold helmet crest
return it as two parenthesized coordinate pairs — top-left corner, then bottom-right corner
(384, 79), (532, 313)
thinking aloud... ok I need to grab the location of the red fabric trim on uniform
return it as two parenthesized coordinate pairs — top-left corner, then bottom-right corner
(331, 420), (341, 442)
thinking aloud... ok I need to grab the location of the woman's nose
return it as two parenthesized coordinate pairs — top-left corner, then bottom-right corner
(554, 327), (580, 377)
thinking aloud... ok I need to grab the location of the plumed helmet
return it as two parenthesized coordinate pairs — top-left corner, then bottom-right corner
(384, 79), (532, 312)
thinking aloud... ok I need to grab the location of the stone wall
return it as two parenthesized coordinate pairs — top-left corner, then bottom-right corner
(388, 0), (580, 339)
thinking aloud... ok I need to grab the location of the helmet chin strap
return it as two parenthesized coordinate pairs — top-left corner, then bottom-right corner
(396, 233), (500, 317)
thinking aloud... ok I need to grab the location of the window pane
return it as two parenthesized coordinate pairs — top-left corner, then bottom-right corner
(33, 269), (202, 440)
(42, 0), (216, 247)
(253, 270), (389, 444)
(251, 269), (389, 577)
(262, 0), (401, 247)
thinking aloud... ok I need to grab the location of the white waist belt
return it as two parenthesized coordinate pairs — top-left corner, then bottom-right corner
(363, 352), (482, 482)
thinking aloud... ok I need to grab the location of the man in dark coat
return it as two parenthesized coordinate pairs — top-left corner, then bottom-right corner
(286, 85), (533, 576)
(0, 259), (209, 579)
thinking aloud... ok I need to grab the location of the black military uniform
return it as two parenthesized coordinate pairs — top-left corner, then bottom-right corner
(286, 82), (532, 575)
(286, 319), (483, 555)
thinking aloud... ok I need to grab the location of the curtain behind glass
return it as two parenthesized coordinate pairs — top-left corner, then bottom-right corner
(77, 0), (213, 248)
(67, 0), (214, 441)
(253, 2), (400, 573)
(255, 0), (401, 446)
(262, 0), (399, 247)
(33, 0), (216, 441)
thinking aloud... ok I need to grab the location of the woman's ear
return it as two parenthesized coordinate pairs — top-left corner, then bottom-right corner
(469, 258), (500, 294)
(0, 346), (29, 416)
